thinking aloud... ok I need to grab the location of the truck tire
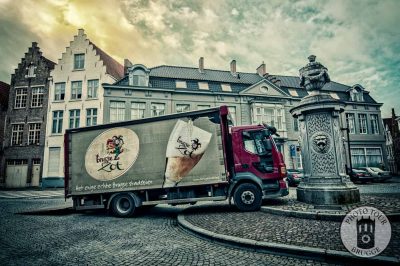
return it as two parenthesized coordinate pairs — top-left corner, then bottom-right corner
(110, 193), (136, 217)
(233, 183), (262, 212)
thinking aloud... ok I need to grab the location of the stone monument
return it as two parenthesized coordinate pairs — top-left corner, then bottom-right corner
(290, 55), (360, 205)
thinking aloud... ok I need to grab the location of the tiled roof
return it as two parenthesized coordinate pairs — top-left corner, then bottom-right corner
(150, 65), (262, 84)
(0, 81), (10, 110)
(89, 41), (124, 80)
(109, 65), (378, 104)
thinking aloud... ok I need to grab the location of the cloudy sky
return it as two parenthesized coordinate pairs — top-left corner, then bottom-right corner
(0, 0), (399, 117)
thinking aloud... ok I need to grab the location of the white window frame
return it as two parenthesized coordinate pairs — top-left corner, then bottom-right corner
(11, 124), (24, 145)
(176, 104), (190, 113)
(31, 86), (44, 107)
(221, 84), (232, 92)
(74, 53), (85, 70)
(15, 87), (27, 108)
(69, 109), (80, 129)
(87, 79), (99, 99)
(28, 123), (41, 145)
(176, 80), (187, 89)
(351, 147), (383, 168)
(370, 114), (379, 135)
(54, 83), (65, 101)
(130, 102), (146, 120)
(346, 113), (356, 134)
(71, 81), (82, 100)
(109, 101), (125, 122)
(52, 110), (63, 134)
(86, 108), (97, 126)
(358, 113), (368, 134)
(252, 104), (286, 131)
(198, 82), (209, 90)
(151, 103), (165, 117)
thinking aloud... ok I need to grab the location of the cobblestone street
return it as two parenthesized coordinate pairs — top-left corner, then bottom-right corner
(0, 198), (337, 266)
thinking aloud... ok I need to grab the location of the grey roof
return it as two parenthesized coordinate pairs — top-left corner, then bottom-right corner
(150, 65), (262, 84)
(110, 65), (378, 104)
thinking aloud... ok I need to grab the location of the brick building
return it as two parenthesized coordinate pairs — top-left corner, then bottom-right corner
(1, 43), (55, 188)
(0, 81), (10, 184)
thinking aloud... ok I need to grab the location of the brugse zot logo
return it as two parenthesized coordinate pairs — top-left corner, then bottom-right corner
(85, 128), (140, 181)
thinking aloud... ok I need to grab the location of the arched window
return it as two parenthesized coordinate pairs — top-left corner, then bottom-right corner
(128, 65), (149, 87)
(27, 63), (36, 78)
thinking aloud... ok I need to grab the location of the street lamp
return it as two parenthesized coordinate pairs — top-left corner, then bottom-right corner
(340, 127), (353, 174)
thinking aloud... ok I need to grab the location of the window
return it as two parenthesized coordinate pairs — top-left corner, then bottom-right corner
(71, 81), (82, 100)
(54, 83), (65, 101)
(351, 147), (382, 168)
(69, 110), (80, 128)
(288, 89), (298, 97)
(151, 103), (165, 117)
(359, 114), (367, 134)
(370, 114), (379, 134)
(129, 69), (148, 86)
(131, 102), (146, 120)
(330, 92), (340, 99)
(346, 113), (356, 134)
(253, 105), (286, 131)
(197, 105), (211, 110)
(295, 147), (303, 169)
(221, 84), (231, 92)
(293, 117), (299, 132)
(48, 147), (60, 176)
(86, 108), (97, 126)
(176, 104), (190, 113)
(198, 82), (209, 90)
(15, 88), (27, 108)
(52, 111), (63, 134)
(74, 53), (85, 70)
(11, 124), (24, 145)
(228, 106), (237, 125)
(350, 89), (364, 102)
(176, 81), (187, 88)
(110, 101), (125, 122)
(27, 64), (36, 78)
(87, 79), (99, 99)
(28, 123), (41, 144)
(31, 87), (44, 107)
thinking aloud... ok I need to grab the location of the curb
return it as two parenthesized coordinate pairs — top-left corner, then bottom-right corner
(261, 206), (400, 222)
(177, 213), (399, 265)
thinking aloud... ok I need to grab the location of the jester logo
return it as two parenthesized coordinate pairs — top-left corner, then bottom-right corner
(176, 136), (202, 158)
(106, 135), (124, 160)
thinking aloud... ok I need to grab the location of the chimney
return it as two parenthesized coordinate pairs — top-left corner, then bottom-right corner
(230, 60), (237, 77)
(32, 42), (38, 48)
(78, 29), (84, 36)
(124, 59), (133, 74)
(256, 62), (266, 76)
(199, 57), (204, 73)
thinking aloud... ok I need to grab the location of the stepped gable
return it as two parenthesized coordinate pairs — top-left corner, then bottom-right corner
(89, 41), (124, 80)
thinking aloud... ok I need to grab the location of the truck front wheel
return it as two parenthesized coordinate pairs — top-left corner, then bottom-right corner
(110, 193), (136, 217)
(233, 183), (262, 212)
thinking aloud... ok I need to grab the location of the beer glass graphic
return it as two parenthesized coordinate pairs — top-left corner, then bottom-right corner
(164, 120), (212, 188)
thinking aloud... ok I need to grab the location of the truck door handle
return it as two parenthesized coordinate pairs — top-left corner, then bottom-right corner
(242, 164), (249, 169)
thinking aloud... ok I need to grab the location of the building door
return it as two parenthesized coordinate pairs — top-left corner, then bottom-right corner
(31, 159), (41, 187)
(48, 147), (61, 176)
(5, 159), (28, 188)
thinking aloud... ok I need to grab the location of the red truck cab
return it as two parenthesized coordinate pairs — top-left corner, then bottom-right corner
(225, 122), (288, 210)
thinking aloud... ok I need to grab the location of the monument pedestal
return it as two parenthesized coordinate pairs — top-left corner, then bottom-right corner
(291, 93), (360, 205)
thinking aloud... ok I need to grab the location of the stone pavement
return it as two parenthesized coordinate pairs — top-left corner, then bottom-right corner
(0, 188), (64, 199)
(178, 194), (400, 265)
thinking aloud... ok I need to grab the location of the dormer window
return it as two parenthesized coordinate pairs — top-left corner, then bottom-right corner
(349, 87), (364, 102)
(128, 65), (150, 87)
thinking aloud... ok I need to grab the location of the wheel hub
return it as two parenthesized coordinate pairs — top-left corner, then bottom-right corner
(241, 191), (255, 204)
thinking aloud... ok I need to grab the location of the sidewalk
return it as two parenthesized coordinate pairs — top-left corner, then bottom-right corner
(178, 193), (400, 265)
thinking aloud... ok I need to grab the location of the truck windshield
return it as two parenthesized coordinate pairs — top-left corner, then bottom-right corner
(243, 130), (272, 156)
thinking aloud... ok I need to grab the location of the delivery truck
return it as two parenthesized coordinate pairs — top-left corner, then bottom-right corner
(64, 105), (288, 217)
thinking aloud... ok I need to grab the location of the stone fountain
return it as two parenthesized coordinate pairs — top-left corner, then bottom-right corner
(290, 55), (360, 205)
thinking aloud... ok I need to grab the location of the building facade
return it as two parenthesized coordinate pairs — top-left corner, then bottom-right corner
(42, 29), (124, 187)
(383, 109), (400, 174)
(1, 43), (55, 188)
(102, 58), (387, 171)
(0, 81), (10, 185)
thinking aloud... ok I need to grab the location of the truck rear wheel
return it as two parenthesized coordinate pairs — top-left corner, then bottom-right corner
(111, 193), (136, 217)
(233, 183), (262, 212)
